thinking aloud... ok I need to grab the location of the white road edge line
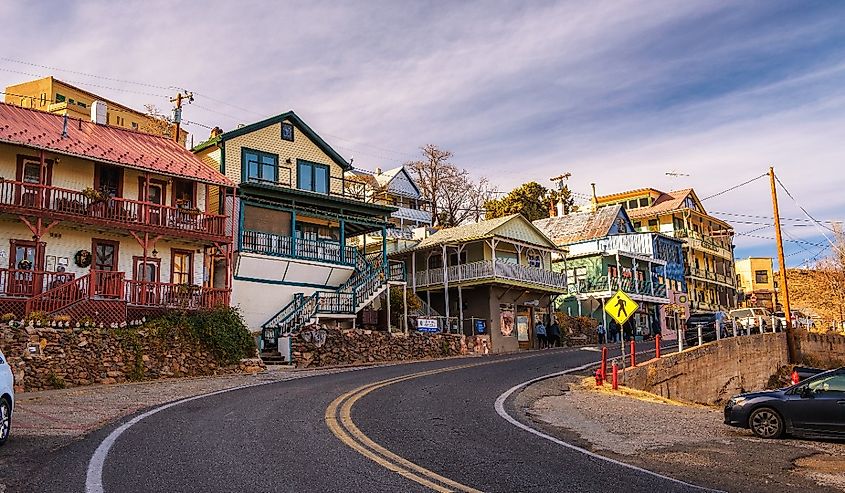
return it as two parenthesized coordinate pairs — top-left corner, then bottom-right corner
(493, 350), (726, 493)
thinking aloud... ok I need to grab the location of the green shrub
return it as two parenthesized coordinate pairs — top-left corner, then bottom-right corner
(1, 313), (16, 322)
(146, 307), (255, 365)
(48, 372), (67, 389)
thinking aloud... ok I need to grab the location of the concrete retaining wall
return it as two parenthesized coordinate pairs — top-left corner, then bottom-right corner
(623, 330), (845, 405)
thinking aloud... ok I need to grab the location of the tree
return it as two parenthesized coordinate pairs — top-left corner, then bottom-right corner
(815, 224), (845, 328)
(140, 104), (173, 139)
(406, 145), (489, 227)
(484, 181), (551, 222)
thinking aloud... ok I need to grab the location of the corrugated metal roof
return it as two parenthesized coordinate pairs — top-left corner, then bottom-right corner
(532, 205), (623, 245)
(410, 214), (559, 251)
(626, 188), (694, 219)
(0, 102), (234, 187)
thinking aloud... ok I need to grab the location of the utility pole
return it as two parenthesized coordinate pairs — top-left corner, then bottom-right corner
(769, 166), (797, 362)
(170, 90), (193, 143)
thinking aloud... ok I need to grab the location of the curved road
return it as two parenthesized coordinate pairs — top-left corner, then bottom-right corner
(27, 343), (705, 493)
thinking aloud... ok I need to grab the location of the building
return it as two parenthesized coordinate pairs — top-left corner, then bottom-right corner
(735, 257), (776, 310)
(346, 166), (432, 254)
(4, 76), (187, 145)
(0, 102), (234, 323)
(534, 205), (687, 339)
(393, 214), (566, 353)
(594, 188), (737, 312)
(193, 111), (403, 362)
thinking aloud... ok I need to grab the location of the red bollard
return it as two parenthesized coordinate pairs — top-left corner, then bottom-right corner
(630, 340), (636, 367)
(611, 362), (619, 390)
(600, 346), (608, 380)
(595, 368), (604, 387)
(655, 334), (661, 359)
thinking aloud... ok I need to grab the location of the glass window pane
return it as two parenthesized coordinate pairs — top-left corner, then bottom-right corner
(23, 163), (40, 183)
(314, 165), (328, 194)
(245, 152), (259, 179)
(299, 162), (313, 191)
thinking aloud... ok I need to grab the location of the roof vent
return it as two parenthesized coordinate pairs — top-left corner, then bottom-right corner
(91, 100), (107, 125)
(375, 167), (382, 175)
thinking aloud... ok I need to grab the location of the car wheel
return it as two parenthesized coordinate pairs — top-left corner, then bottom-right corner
(0, 396), (10, 446)
(749, 407), (783, 439)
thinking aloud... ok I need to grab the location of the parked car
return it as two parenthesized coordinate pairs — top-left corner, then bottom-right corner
(724, 367), (845, 439)
(0, 349), (13, 446)
(684, 311), (733, 346)
(729, 307), (782, 332)
(774, 310), (814, 330)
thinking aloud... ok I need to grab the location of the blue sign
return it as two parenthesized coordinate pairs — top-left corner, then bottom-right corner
(475, 319), (487, 334)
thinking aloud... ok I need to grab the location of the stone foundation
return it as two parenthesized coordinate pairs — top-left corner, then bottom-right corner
(0, 324), (262, 392)
(291, 328), (466, 368)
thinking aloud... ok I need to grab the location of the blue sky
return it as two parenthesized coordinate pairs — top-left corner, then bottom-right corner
(1, 0), (843, 266)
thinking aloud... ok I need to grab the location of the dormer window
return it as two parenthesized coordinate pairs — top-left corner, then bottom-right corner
(281, 122), (294, 142)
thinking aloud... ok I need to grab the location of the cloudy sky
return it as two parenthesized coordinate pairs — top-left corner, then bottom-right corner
(1, 0), (843, 265)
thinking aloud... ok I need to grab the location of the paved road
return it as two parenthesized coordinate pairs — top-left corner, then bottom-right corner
(25, 342), (706, 493)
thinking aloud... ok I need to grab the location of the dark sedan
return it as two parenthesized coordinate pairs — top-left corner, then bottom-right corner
(724, 367), (845, 439)
(684, 312), (733, 346)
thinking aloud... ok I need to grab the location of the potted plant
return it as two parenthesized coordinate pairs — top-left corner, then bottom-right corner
(82, 187), (108, 204)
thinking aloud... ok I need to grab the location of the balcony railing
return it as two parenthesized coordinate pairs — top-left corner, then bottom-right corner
(125, 281), (229, 309)
(570, 275), (669, 298)
(240, 230), (357, 265)
(246, 173), (367, 202)
(0, 268), (76, 297)
(674, 229), (733, 259)
(415, 260), (567, 291)
(0, 180), (228, 239)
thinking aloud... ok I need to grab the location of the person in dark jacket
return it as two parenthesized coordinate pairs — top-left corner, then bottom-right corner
(547, 320), (561, 347)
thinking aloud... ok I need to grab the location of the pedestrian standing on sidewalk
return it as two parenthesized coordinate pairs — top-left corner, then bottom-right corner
(548, 319), (561, 347)
(596, 323), (607, 344)
(535, 320), (547, 349)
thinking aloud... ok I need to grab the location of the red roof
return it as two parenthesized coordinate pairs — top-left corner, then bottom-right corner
(0, 103), (233, 187)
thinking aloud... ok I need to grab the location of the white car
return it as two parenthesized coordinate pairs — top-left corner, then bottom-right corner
(0, 349), (13, 446)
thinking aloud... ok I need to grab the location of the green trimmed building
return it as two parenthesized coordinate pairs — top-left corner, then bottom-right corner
(194, 112), (404, 362)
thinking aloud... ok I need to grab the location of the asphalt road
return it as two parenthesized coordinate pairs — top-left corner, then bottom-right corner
(23, 342), (707, 493)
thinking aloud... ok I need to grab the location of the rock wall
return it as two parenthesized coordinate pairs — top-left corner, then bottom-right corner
(0, 325), (262, 392)
(291, 329), (466, 368)
(623, 330), (845, 405)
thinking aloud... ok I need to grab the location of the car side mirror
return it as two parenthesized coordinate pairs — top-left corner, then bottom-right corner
(800, 386), (814, 399)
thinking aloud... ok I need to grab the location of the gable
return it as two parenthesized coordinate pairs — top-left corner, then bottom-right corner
(492, 215), (558, 249)
(607, 208), (635, 235)
(385, 168), (420, 198)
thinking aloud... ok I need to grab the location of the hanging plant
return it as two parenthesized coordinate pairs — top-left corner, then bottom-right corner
(82, 187), (108, 203)
(74, 249), (92, 268)
(17, 258), (32, 270)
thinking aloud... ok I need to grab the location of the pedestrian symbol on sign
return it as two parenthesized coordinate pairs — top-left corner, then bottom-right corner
(604, 290), (639, 325)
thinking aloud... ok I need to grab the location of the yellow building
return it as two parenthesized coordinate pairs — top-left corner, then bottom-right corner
(594, 188), (737, 312)
(4, 76), (187, 145)
(735, 257), (775, 310)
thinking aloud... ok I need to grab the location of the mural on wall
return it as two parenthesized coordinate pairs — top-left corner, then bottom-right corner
(517, 314), (530, 342)
(500, 304), (514, 336)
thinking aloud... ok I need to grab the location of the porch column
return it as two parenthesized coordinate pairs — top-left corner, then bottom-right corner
(615, 252), (621, 290)
(633, 258), (639, 294)
(457, 244), (464, 335)
(339, 219), (346, 263)
(426, 253), (432, 316)
(38, 150), (46, 209)
(403, 283), (409, 335)
(382, 225), (387, 266)
(291, 210), (297, 256)
(442, 244), (450, 332)
(649, 260), (654, 296)
(490, 238), (498, 276)
(411, 250), (417, 293)
(386, 287), (391, 333)
(141, 232), (148, 305)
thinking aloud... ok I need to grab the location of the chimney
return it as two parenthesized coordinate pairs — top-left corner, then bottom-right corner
(91, 100), (107, 125)
(556, 199), (565, 217)
(591, 183), (598, 212)
(548, 198), (556, 217)
(375, 167), (382, 175)
(210, 126), (223, 139)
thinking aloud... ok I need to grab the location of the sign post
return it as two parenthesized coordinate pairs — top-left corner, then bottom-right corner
(604, 290), (639, 384)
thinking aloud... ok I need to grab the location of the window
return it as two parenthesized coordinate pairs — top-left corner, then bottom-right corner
(807, 374), (845, 393)
(628, 199), (638, 209)
(171, 250), (193, 285)
(131, 122), (138, 130)
(55, 93), (66, 103)
(297, 160), (329, 194)
(755, 270), (768, 284)
(95, 164), (123, 197)
(633, 221), (642, 229)
(639, 197), (649, 207)
(281, 122), (294, 141)
(527, 253), (542, 268)
(39, 93), (47, 106)
(21, 161), (41, 184)
(244, 149), (278, 183)
(77, 101), (87, 108)
(648, 219), (658, 231)
(428, 255), (442, 269)
(172, 179), (195, 208)
(449, 251), (467, 265)
(68, 98), (75, 105)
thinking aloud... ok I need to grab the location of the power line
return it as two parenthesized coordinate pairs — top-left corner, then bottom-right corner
(700, 173), (768, 201)
(0, 67), (169, 99)
(712, 210), (840, 225)
(0, 57), (173, 90)
(774, 174), (840, 240)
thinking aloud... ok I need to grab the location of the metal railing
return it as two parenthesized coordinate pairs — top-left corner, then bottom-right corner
(414, 260), (567, 290)
(240, 230), (356, 265)
(0, 180), (228, 238)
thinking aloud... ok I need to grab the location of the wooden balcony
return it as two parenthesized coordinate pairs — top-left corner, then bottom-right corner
(0, 268), (76, 297)
(240, 229), (357, 266)
(0, 180), (230, 243)
(414, 260), (567, 292)
(571, 275), (669, 299)
(125, 280), (230, 310)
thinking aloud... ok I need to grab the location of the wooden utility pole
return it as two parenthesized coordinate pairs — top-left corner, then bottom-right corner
(170, 90), (193, 143)
(769, 166), (797, 362)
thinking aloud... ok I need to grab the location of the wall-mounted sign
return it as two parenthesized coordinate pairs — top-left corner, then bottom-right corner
(516, 315), (529, 342)
(500, 310), (514, 337)
(475, 320), (486, 334)
(417, 318), (438, 333)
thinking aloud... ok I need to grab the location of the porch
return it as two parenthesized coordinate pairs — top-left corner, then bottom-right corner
(414, 259), (567, 292)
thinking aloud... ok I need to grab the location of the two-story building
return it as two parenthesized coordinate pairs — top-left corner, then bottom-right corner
(534, 205), (687, 339)
(735, 257), (776, 310)
(594, 188), (737, 312)
(393, 214), (566, 353)
(0, 102), (234, 323)
(5, 76), (188, 144)
(346, 166), (432, 254)
(193, 111), (404, 363)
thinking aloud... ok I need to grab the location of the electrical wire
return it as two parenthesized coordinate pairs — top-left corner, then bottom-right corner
(700, 173), (768, 201)
(0, 56), (173, 90)
(775, 174), (841, 240)
(712, 210), (840, 225)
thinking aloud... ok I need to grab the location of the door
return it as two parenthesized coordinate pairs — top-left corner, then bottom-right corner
(132, 257), (160, 305)
(788, 373), (845, 435)
(92, 239), (120, 297)
(147, 183), (164, 226)
(7, 240), (43, 296)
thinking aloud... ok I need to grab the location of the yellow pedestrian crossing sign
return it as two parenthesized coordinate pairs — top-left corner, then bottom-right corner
(604, 290), (638, 325)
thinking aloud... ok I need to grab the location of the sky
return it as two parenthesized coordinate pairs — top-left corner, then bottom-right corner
(0, 0), (843, 266)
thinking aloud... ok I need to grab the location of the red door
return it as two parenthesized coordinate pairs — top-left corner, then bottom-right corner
(92, 239), (121, 297)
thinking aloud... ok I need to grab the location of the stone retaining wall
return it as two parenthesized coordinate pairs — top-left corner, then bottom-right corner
(291, 328), (466, 368)
(623, 330), (845, 405)
(0, 325), (262, 392)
